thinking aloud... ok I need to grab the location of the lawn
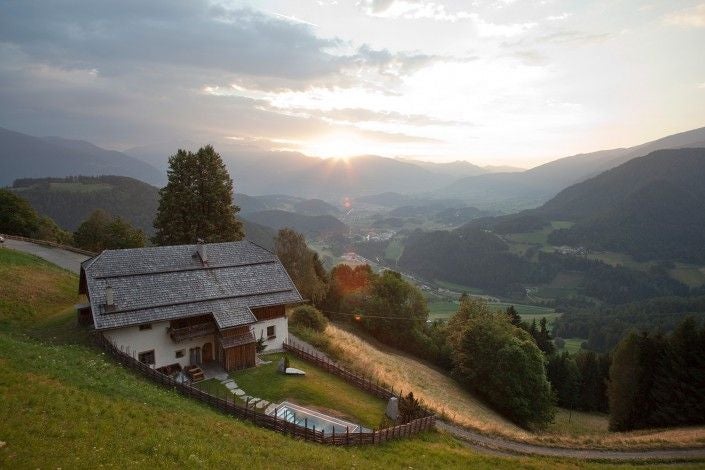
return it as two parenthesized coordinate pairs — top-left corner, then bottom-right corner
(229, 352), (387, 429)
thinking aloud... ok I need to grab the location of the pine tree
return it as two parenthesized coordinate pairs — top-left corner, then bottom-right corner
(153, 145), (244, 245)
(505, 305), (522, 326)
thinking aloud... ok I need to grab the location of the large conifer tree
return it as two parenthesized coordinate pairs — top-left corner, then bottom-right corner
(153, 146), (244, 245)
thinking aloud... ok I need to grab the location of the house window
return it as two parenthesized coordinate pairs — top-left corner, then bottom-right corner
(175, 349), (185, 358)
(266, 325), (276, 339)
(139, 323), (152, 331)
(138, 350), (155, 365)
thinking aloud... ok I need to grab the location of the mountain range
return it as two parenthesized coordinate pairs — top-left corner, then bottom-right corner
(0, 127), (164, 187)
(437, 126), (705, 211)
(3, 124), (705, 215)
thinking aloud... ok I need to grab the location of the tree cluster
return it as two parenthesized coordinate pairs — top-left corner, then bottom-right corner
(275, 228), (328, 307)
(74, 209), (146, 252)
(0, 189), (71, 244)
(447, 298), (555, 428)
(608, 317), (705, 431)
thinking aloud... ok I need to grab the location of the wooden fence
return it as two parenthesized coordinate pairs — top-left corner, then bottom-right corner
(283, 339), (397, 400)
(2, 233), (97, 256)
(94, 333), (435, 445)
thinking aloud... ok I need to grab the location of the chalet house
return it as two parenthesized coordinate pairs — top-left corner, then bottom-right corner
(78, 240), (302, 371)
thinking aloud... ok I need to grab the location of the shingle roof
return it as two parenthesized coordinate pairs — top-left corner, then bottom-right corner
(82, 241), (302, 330)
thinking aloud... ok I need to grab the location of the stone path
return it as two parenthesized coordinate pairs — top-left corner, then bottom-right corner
(216, 376), (273, 411)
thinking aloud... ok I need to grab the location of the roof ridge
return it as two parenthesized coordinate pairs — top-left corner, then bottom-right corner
(94, 258), (276, 279)
(99, 288), (295, 316)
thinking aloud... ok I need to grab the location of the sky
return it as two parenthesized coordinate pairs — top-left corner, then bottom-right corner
(1, 0), (704, 168)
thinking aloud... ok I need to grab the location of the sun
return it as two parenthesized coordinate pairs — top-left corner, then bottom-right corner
(299, 132), (376, 160)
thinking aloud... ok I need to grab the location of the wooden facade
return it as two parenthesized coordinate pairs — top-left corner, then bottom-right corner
(252, 305), (285, 321)
(216, 325), (256, 371)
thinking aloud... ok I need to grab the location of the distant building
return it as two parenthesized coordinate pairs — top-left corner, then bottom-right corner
(77, 241), (302, 372)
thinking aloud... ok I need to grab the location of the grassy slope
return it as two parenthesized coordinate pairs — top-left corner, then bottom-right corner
(2, 247), (638, 468)
(321, 323), (705, 450)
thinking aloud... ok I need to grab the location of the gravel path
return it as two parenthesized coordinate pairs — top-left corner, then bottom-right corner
(2, 238), (90, 274)
(436, 420), (705, 462)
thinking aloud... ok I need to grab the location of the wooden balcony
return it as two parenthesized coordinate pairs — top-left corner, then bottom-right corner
(169, 322), (216, 342)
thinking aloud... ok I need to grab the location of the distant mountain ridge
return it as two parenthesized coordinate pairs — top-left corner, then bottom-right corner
(0, 127), (164, 186)
(437, 126), (705, 210)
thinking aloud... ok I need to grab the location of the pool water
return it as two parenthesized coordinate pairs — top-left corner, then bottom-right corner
(271, 401), (361, 434)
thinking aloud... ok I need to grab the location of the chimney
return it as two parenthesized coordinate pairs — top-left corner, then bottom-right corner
(105, 285), (114, 307)
(197, 238), (207, 264)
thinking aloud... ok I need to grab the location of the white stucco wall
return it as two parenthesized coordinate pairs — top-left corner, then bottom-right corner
(252, 316), (288, 352)
(103, 321), (215, 369)
(102, 316), (289, 367)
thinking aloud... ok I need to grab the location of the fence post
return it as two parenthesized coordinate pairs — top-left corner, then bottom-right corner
(304, 418), (308, 441)
(346, 426), (349, 446)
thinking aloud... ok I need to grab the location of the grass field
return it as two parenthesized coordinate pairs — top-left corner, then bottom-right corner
(669, 264), (705, 288)
(383, 239), (404, 263)
(555, 338), (587, 354)
(428, 299), (558, 327)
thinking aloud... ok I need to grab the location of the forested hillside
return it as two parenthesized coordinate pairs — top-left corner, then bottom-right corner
(543, 148), (705, 263)
(8, 176), (277, 248)
(10, 176), (159, 232)
(246, 210), (348, 240)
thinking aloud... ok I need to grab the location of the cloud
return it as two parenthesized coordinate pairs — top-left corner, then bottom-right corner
(0, 0), (452, 147)
(664, 4), (705, 28)
(357, 0), (536, 36)
(358, 0), (472, 22)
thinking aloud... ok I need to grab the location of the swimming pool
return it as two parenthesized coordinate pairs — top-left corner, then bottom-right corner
(270, 401), (361, 434)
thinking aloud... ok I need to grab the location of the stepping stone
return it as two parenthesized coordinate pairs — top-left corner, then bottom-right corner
(224, 382), (237, 390)
(234, 389), (245, 396)
(249, 398), (261, 406)
(230, 389), (238, 394)
(216, 374), (230, 381)
(240, 395), (250, 402)
(264, 404), (277, 415)
(256, 400), (268, 409)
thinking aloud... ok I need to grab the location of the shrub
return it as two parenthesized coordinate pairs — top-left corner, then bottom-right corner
(290, 306), (328, 332)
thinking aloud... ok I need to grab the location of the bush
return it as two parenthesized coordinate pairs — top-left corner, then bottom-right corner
(554, 337), (565, 349)
(290, 306), (328, 332)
